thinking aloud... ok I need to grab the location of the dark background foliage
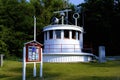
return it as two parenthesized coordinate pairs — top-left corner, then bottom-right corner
(0, 0), (120, 58)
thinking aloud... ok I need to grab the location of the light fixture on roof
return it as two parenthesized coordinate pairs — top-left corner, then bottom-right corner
(52, 17), (59, 24)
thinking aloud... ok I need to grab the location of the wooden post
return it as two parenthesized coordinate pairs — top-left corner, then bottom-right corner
(0, 54), (4, 67)
(40, 48), (43, 78)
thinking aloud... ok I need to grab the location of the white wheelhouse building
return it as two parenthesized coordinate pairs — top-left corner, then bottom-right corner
(43, 24), (93, 62)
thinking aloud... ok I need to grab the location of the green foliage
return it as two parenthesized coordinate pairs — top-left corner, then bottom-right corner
(0, 25), (9, 57)
(80, 0), (120, 55)
(0, 0), (120, 57)
(0, 40), (9, 56)
(0, 0), (66, 58)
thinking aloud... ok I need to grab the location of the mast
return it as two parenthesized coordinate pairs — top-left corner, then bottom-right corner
(34, 16), (36, 41)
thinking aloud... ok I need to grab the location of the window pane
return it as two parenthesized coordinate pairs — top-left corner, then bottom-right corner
(64, 30), (69, 39)
(45, 31), (47, 40)
(72, 30), (76, 39)
(49, 30), (53, 39)
(55, 30), (61, 39)
(78, 31), (81, 40)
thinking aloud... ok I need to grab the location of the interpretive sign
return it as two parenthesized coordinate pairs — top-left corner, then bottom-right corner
(23, 41), (43, 80)
(28, 46), (39, 61)
(25, 41), (42, 62)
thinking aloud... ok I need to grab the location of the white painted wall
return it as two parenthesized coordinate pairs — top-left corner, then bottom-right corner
(43, 55), (92, 62)
(42, 24), (93, 63)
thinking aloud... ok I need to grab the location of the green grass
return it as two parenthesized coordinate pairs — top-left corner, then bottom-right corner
(0, 59), (120, 80)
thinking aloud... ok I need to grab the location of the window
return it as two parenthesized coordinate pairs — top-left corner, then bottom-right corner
(49, 30), (53, 39)
(55, 30), (61, 39)
(78, 31), (81, 40)
(72, 30), (76, 39)
(64, 30), (69, 39)
(45, 31), (47, 40)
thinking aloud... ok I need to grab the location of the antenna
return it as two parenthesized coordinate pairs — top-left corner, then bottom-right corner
(53, 9), (72, 14)
(73, 13), (80, 26)
(34, 16), (36, 41)
(54, 9), (72, 24)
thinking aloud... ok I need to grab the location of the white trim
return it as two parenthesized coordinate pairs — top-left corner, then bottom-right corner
(24, 40), (43, 46)
(43, 25), (83, 32)
(43, 55), (92, 62)
(43, 52), (93, 56)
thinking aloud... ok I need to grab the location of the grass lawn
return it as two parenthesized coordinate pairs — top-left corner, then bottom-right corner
(0, 59), (120, 80)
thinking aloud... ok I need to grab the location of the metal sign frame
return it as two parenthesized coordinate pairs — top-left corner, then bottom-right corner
(25, 42), (41, 62)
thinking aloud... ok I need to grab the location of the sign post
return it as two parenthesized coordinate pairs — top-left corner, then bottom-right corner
(0, 54), (4, 67)
(33, 62), (36, 77)
(40, 48), (43, 77)
(23, 47), (26, 80)
(22, 41), (43, 80)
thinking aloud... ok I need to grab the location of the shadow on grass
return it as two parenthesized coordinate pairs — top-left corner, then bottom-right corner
(43, 72), (61, 79)
(25, 66), (61, 80)
(0, 75), (22, 80)
(74, 76), (120, 80)
(0, 75), (9, 79)
(26, 75), (120, 80)
(0, 60), (22, 80)
(26, 73), (61, 80)
(81, 60), (120, 68)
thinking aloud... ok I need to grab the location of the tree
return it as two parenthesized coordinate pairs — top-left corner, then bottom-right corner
(0, 25), (9, 57)
(79, 0), (120, 56)
(0, 0), (35, 57)
(0, 0), (68, 58)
